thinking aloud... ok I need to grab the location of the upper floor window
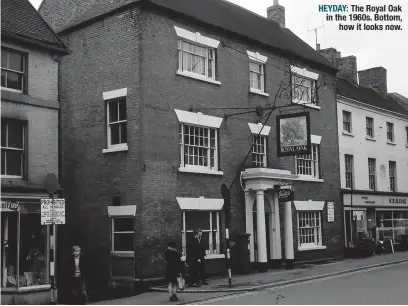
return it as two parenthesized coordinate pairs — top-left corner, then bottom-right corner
(1, 48), (27, 93)
(174, 26), (220, 85)
(386, 122), (394, 142)
(175, 109), (223, 175)
(389, 161), (397, 192)
(178, 41), (215, 80)
(249, 63), (265, 92)
(342, 111), (352, 133)
(102, 88), (128, 153)
(252, 135), (267, 167)
(295, 144), (320, 178)
(345, 154), (354, 189)
(366, 117), (374, 138)
(290, 66), (319, 108)
(1, 119), (25, 178)
(368, 158), (376, 191)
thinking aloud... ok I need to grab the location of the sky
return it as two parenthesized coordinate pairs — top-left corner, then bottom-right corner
(30, 0), (408, 97)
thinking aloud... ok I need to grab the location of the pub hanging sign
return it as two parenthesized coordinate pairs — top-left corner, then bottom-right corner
(276, 112), (311, 157)
(278, 189), (294, 202)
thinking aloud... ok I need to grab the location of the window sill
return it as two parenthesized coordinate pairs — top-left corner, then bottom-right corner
(297, 175), (324, 183)
(181, 254), (225, 261)
(176, 70), (221, 85)
(386, 141), (396, 146)
(249, 88), (269, 97)
(111, 252), (135, 258)
(366, 136), (376, 141)
(102, 144), (128, 154)
(1, 87), (24, 94)
(342, 131), (354, 137)
(298, 245), (327, 251)
(1, 175), (23, 180)
(292, 100), (321, 110)
(1, 284), (52, 293)
(178, 167), (223, 176)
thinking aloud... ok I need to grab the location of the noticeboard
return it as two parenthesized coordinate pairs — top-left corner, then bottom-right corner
(41, 198), (66, 225)
(327, 202), (335, 222)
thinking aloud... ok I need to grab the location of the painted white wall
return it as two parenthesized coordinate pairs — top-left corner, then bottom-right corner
(338, 97), (408, 193)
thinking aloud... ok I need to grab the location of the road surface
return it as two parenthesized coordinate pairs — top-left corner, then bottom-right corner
(196, 261), (408, 305)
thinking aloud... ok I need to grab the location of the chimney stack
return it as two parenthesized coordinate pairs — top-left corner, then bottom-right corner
(267, 0), (285, 27)
(337, 56), (358, 84)
(317, 48), (341, 67)
(358, 67), (387, 94)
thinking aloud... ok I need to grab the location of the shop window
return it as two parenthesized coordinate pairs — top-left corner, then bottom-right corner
(1, 203), (49, 289)
(181, 211), (220, 256)
(111, 217), (134, 253)
(344, 210), (368, 248)
(376, 211), (408, 244)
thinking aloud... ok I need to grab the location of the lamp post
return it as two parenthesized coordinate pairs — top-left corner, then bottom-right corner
(221, 184), (232, 288)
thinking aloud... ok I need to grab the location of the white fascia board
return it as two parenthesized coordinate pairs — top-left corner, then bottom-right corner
(294, 200), (325, 211)
(246, 50), (268, 63)
(311, 135), (322, 144)
(174, 26), (220, 48)
(291, 65), (319, 80)
(248, 122), (271, 136)
(103, 88), (128, 100)
(174, 109), (223, 128)
(107, 205), (137, 217)
(176, 197), (224, 211)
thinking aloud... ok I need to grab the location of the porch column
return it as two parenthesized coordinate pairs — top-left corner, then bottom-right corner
(284, 201), (294, 269)
(271, 194), (282, 267)
(245, 190), (255, 263)
(256, 190), (268, 272)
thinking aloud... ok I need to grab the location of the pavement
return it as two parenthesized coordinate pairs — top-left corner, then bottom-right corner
(91, 251), (408, 305)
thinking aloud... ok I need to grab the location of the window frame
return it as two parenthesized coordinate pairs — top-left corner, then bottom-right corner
(297, 211), (323, 248)
(368, 158), (377, 191)
(366, 117), (374, 138)
(111, 217), (135, 254)
(342, 111), (352, 133)
(389, 161), (397, 192)
(295, 143), (320, 178)
(1, 119), (26, 179)
(181, 210), (221, 257)
(179, 123), (219, 171)
(386, 122), (394, 142)
(291, 74), (317, 105)
(345, 154), (354, 189)
(1, 47), (28, 93)
(252, 135), (267, 168)
(249, 62), (265, 92)
(177, 40), (216, 82)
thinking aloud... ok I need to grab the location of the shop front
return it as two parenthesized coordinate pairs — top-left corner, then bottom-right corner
(343, 191), (408, 255)
(1, 193), (53, 305)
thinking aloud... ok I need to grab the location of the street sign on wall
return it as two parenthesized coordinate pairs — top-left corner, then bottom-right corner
(41, 198), (66, 225)
(327, 202), (335, 222)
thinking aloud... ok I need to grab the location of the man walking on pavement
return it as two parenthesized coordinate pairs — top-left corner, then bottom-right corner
(187, 228), (209, 287)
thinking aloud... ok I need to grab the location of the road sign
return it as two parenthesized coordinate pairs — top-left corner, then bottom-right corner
(41, 198), (65, 225)
(43, 173), (59, 194)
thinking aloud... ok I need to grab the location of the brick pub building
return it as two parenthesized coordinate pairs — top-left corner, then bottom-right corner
(39, 0), (344, 295)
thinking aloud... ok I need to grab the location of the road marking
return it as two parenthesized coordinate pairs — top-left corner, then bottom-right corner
(191, 261), (408, 304)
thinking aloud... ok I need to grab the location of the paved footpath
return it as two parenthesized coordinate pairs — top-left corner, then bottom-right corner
(92, 251), (408, 305)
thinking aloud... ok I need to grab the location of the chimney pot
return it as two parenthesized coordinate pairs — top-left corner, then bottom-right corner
(267, 1), (285, 27)
(358, 67), (387, 94)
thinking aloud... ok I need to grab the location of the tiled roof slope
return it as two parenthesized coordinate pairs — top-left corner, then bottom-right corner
(1, 0), (67, 52)
(337, 78), (408, 116)
(389, 93), (408, 112)
(42, 0), (334, 71)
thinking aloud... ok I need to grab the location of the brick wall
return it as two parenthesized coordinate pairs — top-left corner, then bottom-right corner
(56, 7), (142, 293)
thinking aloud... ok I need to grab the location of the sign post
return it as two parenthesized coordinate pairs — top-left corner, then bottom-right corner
(221, 184), (232, 288)
(42, 173), (62, 304)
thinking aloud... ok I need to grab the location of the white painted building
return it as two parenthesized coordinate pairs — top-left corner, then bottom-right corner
(336, 71), (408, 251)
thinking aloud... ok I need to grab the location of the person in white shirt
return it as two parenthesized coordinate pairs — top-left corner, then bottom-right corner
(71, 245), (88, 304)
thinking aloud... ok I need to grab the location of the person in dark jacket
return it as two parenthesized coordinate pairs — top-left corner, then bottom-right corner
(166, 241), (183, 302)
(186, 229), (208, 287)
(70, 245), (88, 304)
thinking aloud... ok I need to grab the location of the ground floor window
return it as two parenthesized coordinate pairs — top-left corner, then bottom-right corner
(111, 217), (134, 253)
(376, 210), (408, 244)
(181, 211), (220, 256)
(297, 211), (322, 247)
(1, 201), (49, 289)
